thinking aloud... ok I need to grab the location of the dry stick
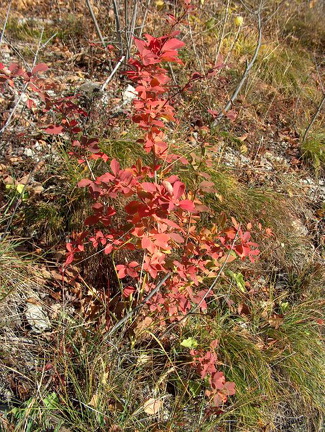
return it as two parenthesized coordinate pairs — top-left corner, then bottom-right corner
(124, 0), (128, 54)
(107, 273), (171, 337)
(126, 0), (138, 60)
(0, 0), (12, 45)
(214, 0), (230, 65)
(188, 23), (204, 74)
(212, 9), (262, 127)
(85, 0), (106, 47)
(238, 0), (254, 14)
(1, 36), (29, 67)
(301, 93), (325, 144)
(112, 0), (124, 54)
(264, 0), (287, 24)
(224, 25), (242, 66)
(0, 82), (28, 137)
(138, 0), (151, 38)
(101, 55), (125, 91)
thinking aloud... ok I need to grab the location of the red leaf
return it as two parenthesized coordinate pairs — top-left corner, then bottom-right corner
(142, 236), (154, 251)
(210, 371), (225, 390)
(224, 381), (236, 396)
(199, 181), (215, 193)
(142, 182), (157, 193)
(78, 179), (92, 188)
(116, 265), (127, 278)
(208, 109), (218, 118)
(110, 159), (120, 176)
(162, 38), (185, 52)
(104, 244), (113, 254)
(26, 98), (35, 109)
(92, 202), (104, 211)
(134, 38), (146, 54)
(123, 286), (136, 298)
(169, 232), (184, 243)
(32, 63), (49, 74)
(179, 199), (195, 211)
(225, 109), (237, 122)
(125, 200), (140, 214)
(84, 215), (99, 225)
(45, 125), (63, 135)
(173, 181), (185, 200)
(154, 233), (170, 249)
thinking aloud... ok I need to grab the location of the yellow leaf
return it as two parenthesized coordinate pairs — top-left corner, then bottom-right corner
(16, 184), (25, 194)
(234, 16), (244, 26)
(155, 0), (164, 7)
(240, 144), (248, 154)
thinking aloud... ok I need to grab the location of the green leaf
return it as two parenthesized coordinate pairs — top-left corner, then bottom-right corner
(43, 392), (59, 409)
(180, 337), (198, 349)
(228, 270), (246, 292)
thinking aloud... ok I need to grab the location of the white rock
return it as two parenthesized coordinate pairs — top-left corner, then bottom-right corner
(122, 85), (137, 104)
(24, 148), (34, 157)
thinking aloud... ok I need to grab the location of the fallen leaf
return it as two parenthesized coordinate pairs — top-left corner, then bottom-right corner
(268, 314), (284, 329)
(143, 397), (163, 415)
(89, 393), (99, 407)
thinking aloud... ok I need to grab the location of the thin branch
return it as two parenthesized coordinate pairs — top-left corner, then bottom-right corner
(101, 55), (125, 91)
(126, 0), (138, 60)
(212, 8), (263, 127)
(214, 0), (230, 65)
(0, 0), (12, 45)
(0, 82), (28, 137)
(85, 0), (106, 47)
(139, 0), (151, 37)
(107, 273), (171, 337)
(1, 36), (29, 67)
(32, 27), (44, 67)
(112, 0), (123, 53)
(302, 93), (325, 143)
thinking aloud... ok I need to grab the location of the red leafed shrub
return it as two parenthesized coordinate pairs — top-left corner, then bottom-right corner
(191, 340), (236, 409)
(62, 13), (259, 409)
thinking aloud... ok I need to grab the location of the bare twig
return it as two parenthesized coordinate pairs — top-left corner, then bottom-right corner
(39, 32), (58, 50)
(124, 0), (128, 52)
(32, 27), (45, 67)
(0, 36), (29, 67)
(107, 273), (171, 337)
(139, 0), (151, 37)
(112, 0), (123, 53)
(0, 0), (12, 45)
(101, 55), (125, 91)
(85, 0), (106, 47)
(214, 0), (230, 65)
(302, 93), (325, 143)
(0, 82), (28, 137)
(126, 0), (138, 60)
(212, 7), (263, 127)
